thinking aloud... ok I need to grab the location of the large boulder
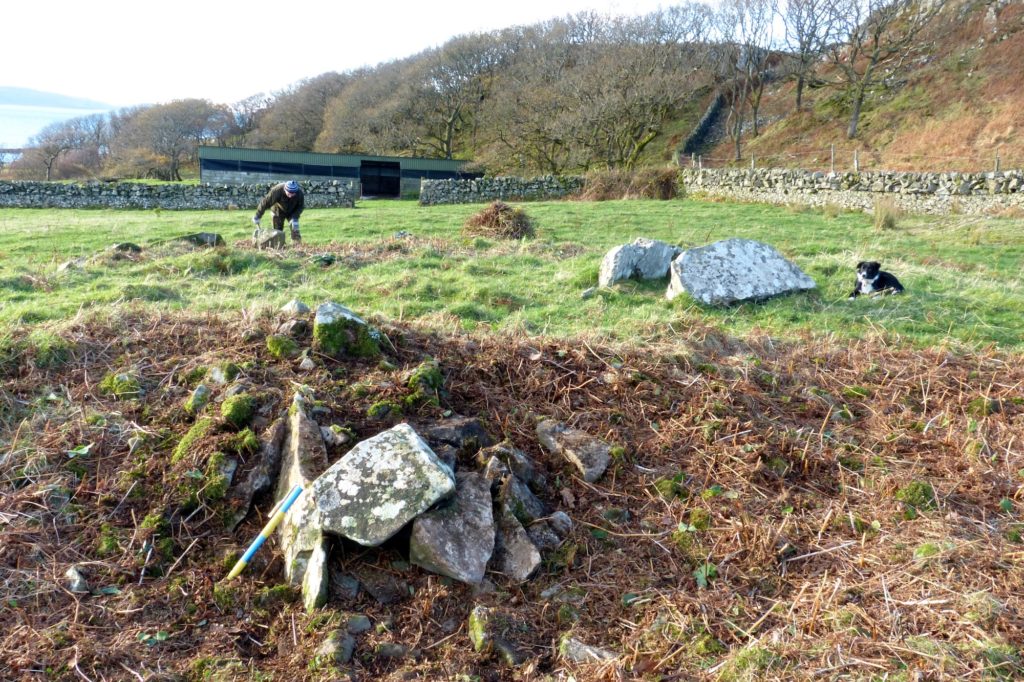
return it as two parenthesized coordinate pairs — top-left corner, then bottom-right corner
(598, 238), (682, 287)
(666, 238), (816, 305)
(409, 471), (495, 585)
(312, 423), (455, 546)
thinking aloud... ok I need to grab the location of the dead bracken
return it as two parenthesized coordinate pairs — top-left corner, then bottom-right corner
(1, 309), (1022, 680)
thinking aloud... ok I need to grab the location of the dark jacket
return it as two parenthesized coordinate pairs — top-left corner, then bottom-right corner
(254, 183), (304, 220)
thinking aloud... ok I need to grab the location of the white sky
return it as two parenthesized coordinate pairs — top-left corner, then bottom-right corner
(10, 0), (675, 108)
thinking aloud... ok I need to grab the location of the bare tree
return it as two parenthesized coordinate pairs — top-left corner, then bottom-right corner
(782, 0), (843, 111)
(827, 0), (940, 139)
(232, 93), (273, 140)
(318, 61), (424, 155)
(110, 99), (226, 180)
(250, 73), (349, 151)
(27, 121), (84, 180)
(716, 0), (777, 160)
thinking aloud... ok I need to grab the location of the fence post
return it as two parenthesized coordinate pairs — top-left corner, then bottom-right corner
(853, 150), (860, 173)
(691, 153), (696, 169)
(830, 144), (835, 174)
(995, 154), (1001, 173)
(750, 156), (755, 170)
(698, 155), (703, 170)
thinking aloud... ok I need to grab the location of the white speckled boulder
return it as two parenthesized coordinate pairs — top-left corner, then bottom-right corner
(666, 238), (816, 305)
(598, 238), (682, 287)
(311, 423), (455, 546)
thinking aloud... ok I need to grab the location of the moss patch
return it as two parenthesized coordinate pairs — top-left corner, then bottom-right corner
(99, 372), (141, 399)
(172, 417), (216, 465)
(220, 394), (255, 429)
(266, 334), (299, 360)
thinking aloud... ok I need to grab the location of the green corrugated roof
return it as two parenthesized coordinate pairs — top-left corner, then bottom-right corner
(199, 146), (469, 172)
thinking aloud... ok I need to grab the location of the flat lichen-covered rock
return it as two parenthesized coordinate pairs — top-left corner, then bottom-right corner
(312, 423), (455, 546)
(667, 238), (816, 305)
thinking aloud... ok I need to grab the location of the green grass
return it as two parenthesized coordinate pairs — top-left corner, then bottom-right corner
(1, 199), (1022, 349)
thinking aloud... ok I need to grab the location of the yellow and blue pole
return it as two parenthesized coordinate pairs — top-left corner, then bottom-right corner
(224, 484), (304, 581)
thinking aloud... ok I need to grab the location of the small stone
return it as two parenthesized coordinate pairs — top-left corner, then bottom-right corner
(314, 630), (355, 665)
(346, 614), (372, 635)
(65, 566), (90, 594)
(281, 299), (311, 316)
(559, 635), (617, 663)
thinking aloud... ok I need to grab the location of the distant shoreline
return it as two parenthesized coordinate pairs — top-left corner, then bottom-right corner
(0, 103), (111, 147)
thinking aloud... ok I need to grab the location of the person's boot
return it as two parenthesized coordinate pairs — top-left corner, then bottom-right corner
(291, 229), (302, 244)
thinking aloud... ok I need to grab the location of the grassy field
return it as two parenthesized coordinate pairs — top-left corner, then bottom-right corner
(1, 198), (1022, 349)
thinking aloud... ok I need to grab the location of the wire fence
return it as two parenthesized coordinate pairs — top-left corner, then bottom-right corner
(681, 145), (1021, 174)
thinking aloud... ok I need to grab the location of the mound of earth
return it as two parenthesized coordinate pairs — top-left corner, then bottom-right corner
(1, 309), (1022, 680)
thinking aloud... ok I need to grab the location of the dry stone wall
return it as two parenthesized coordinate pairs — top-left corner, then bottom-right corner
(680, 168), (1024, 215)
(0, 180), (358, 210)
(419, 175), (584, 205)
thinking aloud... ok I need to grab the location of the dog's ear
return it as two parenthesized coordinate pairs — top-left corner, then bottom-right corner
(856, 261), (865, 269)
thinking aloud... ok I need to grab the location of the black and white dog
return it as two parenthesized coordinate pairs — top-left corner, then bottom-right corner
(848, 261), (904, 299)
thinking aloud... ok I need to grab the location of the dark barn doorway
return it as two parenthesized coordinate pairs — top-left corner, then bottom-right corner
(360, 161), (401, 198)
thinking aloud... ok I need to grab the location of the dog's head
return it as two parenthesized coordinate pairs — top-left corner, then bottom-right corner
(856, 261), (882, 279)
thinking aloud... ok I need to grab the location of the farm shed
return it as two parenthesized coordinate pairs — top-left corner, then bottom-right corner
(198, 146), (479, 198)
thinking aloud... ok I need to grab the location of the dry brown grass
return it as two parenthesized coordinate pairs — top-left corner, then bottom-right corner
(463, 200), (535, 239)
(579, 167), (681, 201)
(705, 1), (1024, 173)
(1, 311), (1022, 680)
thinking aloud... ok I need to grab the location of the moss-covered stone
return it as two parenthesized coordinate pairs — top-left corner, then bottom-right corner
(183, 366), (207, 386)
(407, 358), (443, 392)
(184, 384), (212, 415)
(220, 393), (255, 429)
(404, 358), (443, 407)
(172, 417), (215, 464)
(204, 452), (232, 501)
(99, 371), (141, 399)
(229, 428), (259, 454)
(367, 400), (402, 419)
(313, 302), (380, 358)
(266, 334), (299, 360)
(255, 583), (299, 608)
(212, 583), (237, 610)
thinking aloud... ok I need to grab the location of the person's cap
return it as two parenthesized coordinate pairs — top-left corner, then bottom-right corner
(285, 180), (300, 194)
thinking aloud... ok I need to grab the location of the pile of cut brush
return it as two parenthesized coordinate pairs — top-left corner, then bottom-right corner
(1, 309), (1022, 681)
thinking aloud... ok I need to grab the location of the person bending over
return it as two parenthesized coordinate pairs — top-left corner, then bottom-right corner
(253, 180), (304, 244)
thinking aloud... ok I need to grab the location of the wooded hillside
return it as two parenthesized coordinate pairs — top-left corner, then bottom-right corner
(5, 0), (1021, 181)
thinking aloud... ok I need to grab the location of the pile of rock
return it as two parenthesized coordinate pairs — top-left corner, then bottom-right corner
(266, 398), (612, 611)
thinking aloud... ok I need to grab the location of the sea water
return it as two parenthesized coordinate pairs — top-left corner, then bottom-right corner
(0, 104), (108, 147)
